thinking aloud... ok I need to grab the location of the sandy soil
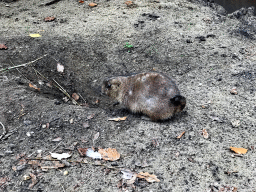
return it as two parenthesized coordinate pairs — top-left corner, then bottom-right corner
(0, 0), (256, 191)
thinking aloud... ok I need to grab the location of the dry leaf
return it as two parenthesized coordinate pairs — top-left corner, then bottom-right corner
(98, 148), (120, 161)
(177, 131), (185, 139)
(72, 93), (79, 101)
(202, 129), (209, 139)
(77, 148), (88, 156)
(29, 83), (40, 91)
(0, 44), (8, 49)
(57, 63), (64, 72)
(137, 172), (160, 183)
(85, 148), (102, 159)
(44, 16), (55, 22)
(79, 0), (84, 3)
(125, 1), (133, 6)
(121, 169), (136, 180)
(230, 147), (248, 154)
(50, 152), (71, 160)
(88, 2), (97, 7)
(29, 34), (42, 38)
(108, 116), (127, 121)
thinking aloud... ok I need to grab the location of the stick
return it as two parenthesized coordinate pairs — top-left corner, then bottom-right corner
(0, 54), (47, 73)
(26, 157), (123, 170)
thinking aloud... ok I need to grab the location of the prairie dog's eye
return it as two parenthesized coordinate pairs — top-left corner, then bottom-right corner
(106, 83), (112, 88)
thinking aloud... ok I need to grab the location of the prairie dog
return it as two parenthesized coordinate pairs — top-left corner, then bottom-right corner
(102, 72), (186, 121)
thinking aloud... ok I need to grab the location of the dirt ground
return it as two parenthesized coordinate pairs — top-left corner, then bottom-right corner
(0, 0), (256, 191)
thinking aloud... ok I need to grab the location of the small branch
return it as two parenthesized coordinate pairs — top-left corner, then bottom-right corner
(0, 54), (47, 73)
(26, 157), (123, 170)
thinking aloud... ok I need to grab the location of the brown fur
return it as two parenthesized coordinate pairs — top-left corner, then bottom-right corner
(102, 72), (186, 121)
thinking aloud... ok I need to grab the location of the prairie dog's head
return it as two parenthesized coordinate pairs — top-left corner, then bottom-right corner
(170, 95), (186, 114)
(102, 76), (127, 103)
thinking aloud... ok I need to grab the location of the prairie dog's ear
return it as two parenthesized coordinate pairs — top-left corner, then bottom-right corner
(170, 95), (186, 107)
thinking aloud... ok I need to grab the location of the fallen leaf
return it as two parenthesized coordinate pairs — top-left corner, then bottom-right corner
(29, 83), (40, 91)
(98, 148), (120, 161)
(137, 172), (160, 183)
(230, 147), (248, 154)
(50, 152), (71, 160)
(29, 34), (42, 38)
(52, 137), (62, 142)
(121, 169), (136, 180)
(44, 16), (55, 22)
(57, 63), (64, 72)
(0, 44), (8, 49)
(85, 148), (102, 159)
(125, 1), (133, 6)
(202, 129), (209, 139)
(79, 0), (84, 3)
(77, 148), (88, 156)
(72, 93), (79, 101)
(88, 2), (97, 7)
(108, 116), (127, 121)
(177, 131), (185, 139)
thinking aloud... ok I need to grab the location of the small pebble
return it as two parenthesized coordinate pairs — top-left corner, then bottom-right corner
(63, 171), (68, 175)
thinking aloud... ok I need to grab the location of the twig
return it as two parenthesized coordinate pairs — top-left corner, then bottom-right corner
(78, 93), (87, 104)
(26, 157), (123, 170)
(52, 79), (79, 105)
(9, 60), (30, 82)
(0, 122), (6, 140)
(51, 141), (63, 153)
(0, 54), (47, 73)
(31, 67), (79, 105)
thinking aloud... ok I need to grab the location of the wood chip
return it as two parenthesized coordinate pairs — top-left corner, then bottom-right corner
(88, 2), (97, 7)
(44, 16), (55, 22)
(177, 131), (185, 139)
(108, 116), (127, 121)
